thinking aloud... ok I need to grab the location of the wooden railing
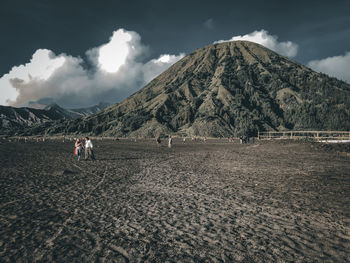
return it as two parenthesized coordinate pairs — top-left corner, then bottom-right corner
(258, 131), (350, 141)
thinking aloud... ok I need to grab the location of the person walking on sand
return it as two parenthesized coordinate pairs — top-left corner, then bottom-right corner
(156, 136), (161, 146)
(75, 138), (83, 161)
(85, 137), (95, 160)
(168, 136), (172, 148)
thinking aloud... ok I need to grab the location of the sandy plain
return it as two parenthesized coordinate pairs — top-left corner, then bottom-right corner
(0, 138), (349, 262)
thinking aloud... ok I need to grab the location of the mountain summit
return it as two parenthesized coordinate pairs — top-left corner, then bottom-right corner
(35, 41), (350, 137)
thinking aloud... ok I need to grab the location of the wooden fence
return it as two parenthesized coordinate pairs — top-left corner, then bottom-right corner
(258, 131), (350, 141)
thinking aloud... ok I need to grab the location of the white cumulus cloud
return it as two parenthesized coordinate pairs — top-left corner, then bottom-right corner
(0, 29), (184, 108)
(0, 49), (66, 106)
(215, 29), (298, 58)
(6, 54), (88, 107)
(307, 52), (350, 83)
(143, 53), (185, 83)
(98, 30), (132, 73)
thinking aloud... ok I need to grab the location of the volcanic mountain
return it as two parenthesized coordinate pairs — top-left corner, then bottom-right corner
(26, 41), (350, 137)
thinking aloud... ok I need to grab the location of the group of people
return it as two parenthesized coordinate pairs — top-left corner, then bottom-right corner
(155, 136), (173, 148)
(155, 135), (255, 146)
(155, 136), (209, 147)
(239, 135), (254, 144)
(74, 137), (95, 161)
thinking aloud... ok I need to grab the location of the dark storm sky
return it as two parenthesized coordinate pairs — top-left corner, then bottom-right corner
(1, 0), (350, 108)
(1, 0), (349, 76)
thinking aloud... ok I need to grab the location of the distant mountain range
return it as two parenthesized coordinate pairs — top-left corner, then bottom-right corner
(6, 40), (350, 137)
(0, 102), (110, 135)
(43, 102), (111, 119)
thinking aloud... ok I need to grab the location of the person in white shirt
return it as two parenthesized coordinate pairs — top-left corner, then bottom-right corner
(168, 136), (172, 148)
(84, 137), (95, 160)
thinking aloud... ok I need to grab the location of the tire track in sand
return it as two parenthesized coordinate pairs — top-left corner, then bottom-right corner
(34, 162), (107, 259)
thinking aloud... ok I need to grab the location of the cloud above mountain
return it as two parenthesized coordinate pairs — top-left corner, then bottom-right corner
(215, 29), (299, 58)
(0, 29), (184, 108)
(307, 52), (350, 83)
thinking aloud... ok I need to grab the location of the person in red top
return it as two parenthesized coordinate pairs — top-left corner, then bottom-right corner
(74, 138), (83, 161)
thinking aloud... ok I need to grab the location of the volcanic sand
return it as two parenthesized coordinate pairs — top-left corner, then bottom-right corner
(0, 139), (349, 262)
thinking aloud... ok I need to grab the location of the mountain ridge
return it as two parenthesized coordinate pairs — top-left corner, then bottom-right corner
(0, 102), (111, 135)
